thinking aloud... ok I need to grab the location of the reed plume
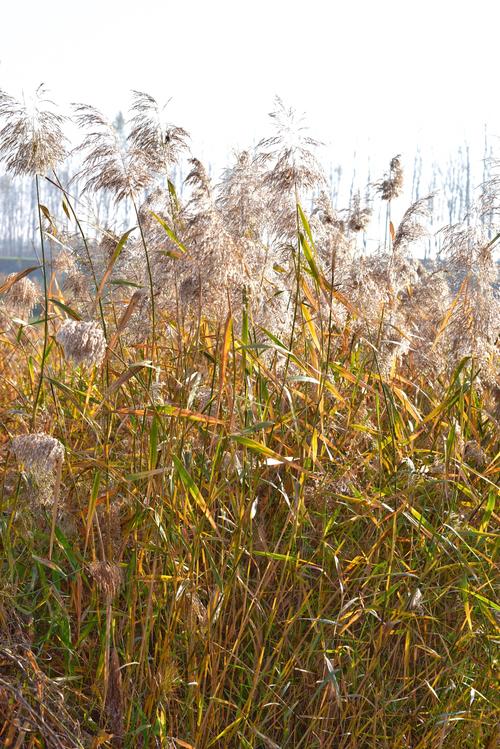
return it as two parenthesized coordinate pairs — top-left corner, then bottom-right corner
(128, 90), (189, 175)
(56, 319), (107, 368)
(11, 432), (64, 508)
(11, 432), (64, 473)
(0, 86), (68, 427)
(73, 103), (153, 202)
(87, 561), (123, 602)
(400, 265), (451, 377)
(216, 150), (269, 239)
(392, 194), (432, 254)
(348, 191), (372, 233)
(439, 215), (500, 385)
(257, 96), (324, 193)
(376, 154), (404, 200)
(311, 191), (354, 287)
(256, 96), (324, 241)
(1, 274), (41, 315)
(0, 86), (67, 176)
(179, 158), (289, 325)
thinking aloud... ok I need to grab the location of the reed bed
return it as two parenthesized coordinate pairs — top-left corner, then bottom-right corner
(0, 89), (498, 748)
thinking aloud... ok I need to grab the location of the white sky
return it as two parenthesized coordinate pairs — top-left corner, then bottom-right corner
(1, 0), (500, 171)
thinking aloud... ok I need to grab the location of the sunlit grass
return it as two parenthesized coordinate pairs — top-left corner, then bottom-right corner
(1, 230), (498, 748)
(0, 88), (498, 748)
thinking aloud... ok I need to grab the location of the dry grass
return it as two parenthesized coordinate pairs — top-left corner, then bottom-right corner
(0, 90), (498, 749)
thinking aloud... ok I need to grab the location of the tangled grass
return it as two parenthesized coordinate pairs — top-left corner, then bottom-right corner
(0, 90), (498, 748)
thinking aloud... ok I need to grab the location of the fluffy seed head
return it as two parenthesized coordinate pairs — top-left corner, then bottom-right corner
(11, 433), (64, 507)
(87, 561), (123, 601)
(376, 155), (404, 201)
(0, 86), (67, 176)
(56, 320), (106, 367)
(73, 103), (153, 202)
(216, 150), (269, 238)
(128, 90), (189, 174)
(52, 248), (76, 275)
(2, 274), (41, 314)
(348, 192), (372, 233)
(463, 439), (487, 469)
(11, 433), (65, 473)
(62, 270), (92, 306)
(256, 97), (324, 239)
(392, 195), (432, 253)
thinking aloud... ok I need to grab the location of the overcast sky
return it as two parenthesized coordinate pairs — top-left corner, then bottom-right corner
(1, 0), (499, 171)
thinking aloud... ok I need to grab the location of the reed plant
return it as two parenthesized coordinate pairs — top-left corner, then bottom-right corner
(0, 90), (498, 749)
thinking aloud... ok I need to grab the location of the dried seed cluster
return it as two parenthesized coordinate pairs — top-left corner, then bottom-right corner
(11, 433), (65, 507)
(11, 433), (65, 473)
(2, 274), (41, 314)
(87, 561), (123, 601)
(56, 320), (106, 367)
(376, 155), (404, 201)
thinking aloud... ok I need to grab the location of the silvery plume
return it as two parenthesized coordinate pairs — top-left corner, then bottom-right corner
(392, 195), (432, 255)
(51, 247), (77, 276)
(56, 320), (106, 367)
(341, 251), (423, 378)
(11, 433), (64, 507)
(257, 96), (324, 192)
(439, 216), (500, 385)
(1, 274), (41, 315)
(0, 85), (67, 176)
(63, 269), (94, 312)
(310, 191), (355, 326)
(167, 158), (292, 332)
(348, 191), (372, 233)
(400, 265), (451, 378)
(376, 155), (404, 201)
(12, 432), (64, 472)
(55, 230), (115, 311)
(128, 90), (189, 176)
(216, 150), (270, 239)
(73, 103), (153, 203)
(256, 96), (325, 241)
